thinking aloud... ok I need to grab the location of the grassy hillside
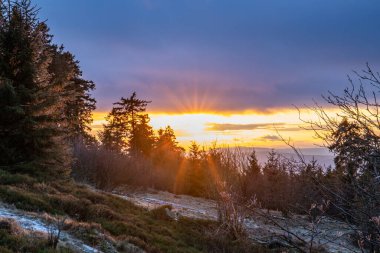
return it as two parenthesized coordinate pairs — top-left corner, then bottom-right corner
(0, 170), (278, 253)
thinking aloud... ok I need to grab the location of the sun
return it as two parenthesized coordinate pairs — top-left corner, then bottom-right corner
(92, 108), (324, 149)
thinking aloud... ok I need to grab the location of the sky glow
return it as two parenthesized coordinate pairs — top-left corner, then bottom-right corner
(34, 0), (380, 148)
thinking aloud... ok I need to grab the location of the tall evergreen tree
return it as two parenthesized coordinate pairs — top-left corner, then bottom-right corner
(246, 150), (261, 177)
(241, 150), (261, 197)
(100, 106), (127, 153)
(262, 150), (289, 211)
(185, 142), (207, 196)
(100, 92), (152, 156)
(329, 118), (374, 178)
(0, 0), (96, 178)
(49, 45), (96, 145)
(0, 79), (23, 165)
(152, 126), (184, 190)
(156, 126), (181, 152)
(154, 126), (184, 160)
(129, 114), (155, 157)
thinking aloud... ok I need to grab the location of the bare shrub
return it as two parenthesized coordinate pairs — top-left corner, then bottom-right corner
(44, 214), (67, 249)
(214, 182), (247, 240)
(294, 64), (380, 251)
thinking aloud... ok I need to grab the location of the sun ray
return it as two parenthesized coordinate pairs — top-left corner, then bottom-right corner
(173, 158), (188, 194)
(90, 108), (333, 148)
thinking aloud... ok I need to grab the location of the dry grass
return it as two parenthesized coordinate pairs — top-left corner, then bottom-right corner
(0, 169), (280, 253)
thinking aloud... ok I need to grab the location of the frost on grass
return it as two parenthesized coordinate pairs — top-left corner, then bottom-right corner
(0, 204), (101, 253)
(114, 189), (360, 253)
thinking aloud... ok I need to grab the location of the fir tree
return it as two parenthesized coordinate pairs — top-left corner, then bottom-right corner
(185, 142), (207, 197)
(100, 106), (127, 153)
(129, 114), (155, 157)
(100, 92), (152, 156)
(49, 45), (96, 145)
(155, 126), (183, 153)
(241, 150), (261, 197)
(0, 0), (96, 178)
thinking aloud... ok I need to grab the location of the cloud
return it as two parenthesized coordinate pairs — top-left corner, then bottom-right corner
(206, 122), (304, 132)
(90, 54), (354, 113)
(207, 123), (284, 131)
(257, 135), (282, 142)
(35, 0), (380, 113)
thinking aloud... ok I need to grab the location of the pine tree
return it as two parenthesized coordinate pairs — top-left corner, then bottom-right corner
(49, 45), (96, 145)
(329, 118), (373, 178)
(0, 1), (95, 178)
(129, 114), (155, 157)
(154, 126), (184, 158)
(100, 92), (152, 156)
(156, 126), (180, 151)
(262, 150), (288, 210)
(185, 142), (206, 196)
(0, 79), (23, 165)
(153, 126), (184, 163)
(100, 106), (128, 153)
(327, 118), (377, 222)
(241, 150), (261, 197)
(246, 150), (261, 177)
(152, 126), (184, 190)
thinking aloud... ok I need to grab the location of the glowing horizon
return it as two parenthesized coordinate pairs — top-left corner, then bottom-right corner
(91, 108), (330, 149)
(34, 1), (380, 128)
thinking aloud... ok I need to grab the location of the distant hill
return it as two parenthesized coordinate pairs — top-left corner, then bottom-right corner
(231, 147), (335, 168)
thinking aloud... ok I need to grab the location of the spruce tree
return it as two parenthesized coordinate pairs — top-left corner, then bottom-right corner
(99, 106), (127, 153)
(185, 142), (206, 196)
(155, 126), (183, 153)
(0, 0), (95, 178)
(129, 114), (155, 157)
(100, 92), (153, 156)
(49, 45), (96, 145)
(241, 150), (261, 197)
(0, 79), (23, 165)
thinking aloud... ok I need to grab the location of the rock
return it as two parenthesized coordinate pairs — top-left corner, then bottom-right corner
(165, 208), (178, 220)
(117, 241), (146, 253)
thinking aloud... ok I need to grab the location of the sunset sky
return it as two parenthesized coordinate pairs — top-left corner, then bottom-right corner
(35, 0), (380, 148)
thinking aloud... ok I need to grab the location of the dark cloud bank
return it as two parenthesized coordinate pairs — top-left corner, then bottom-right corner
(207, 123), (301, 132)
(35, 0), (380, 113)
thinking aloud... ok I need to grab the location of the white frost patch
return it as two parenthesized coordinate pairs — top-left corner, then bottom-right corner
(115, 191), (218, 220)
(244, 213), (361, 253)
(114, 189), (361, 253)
(0, 207), (48, 232)
(0, 204), (100, 253)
